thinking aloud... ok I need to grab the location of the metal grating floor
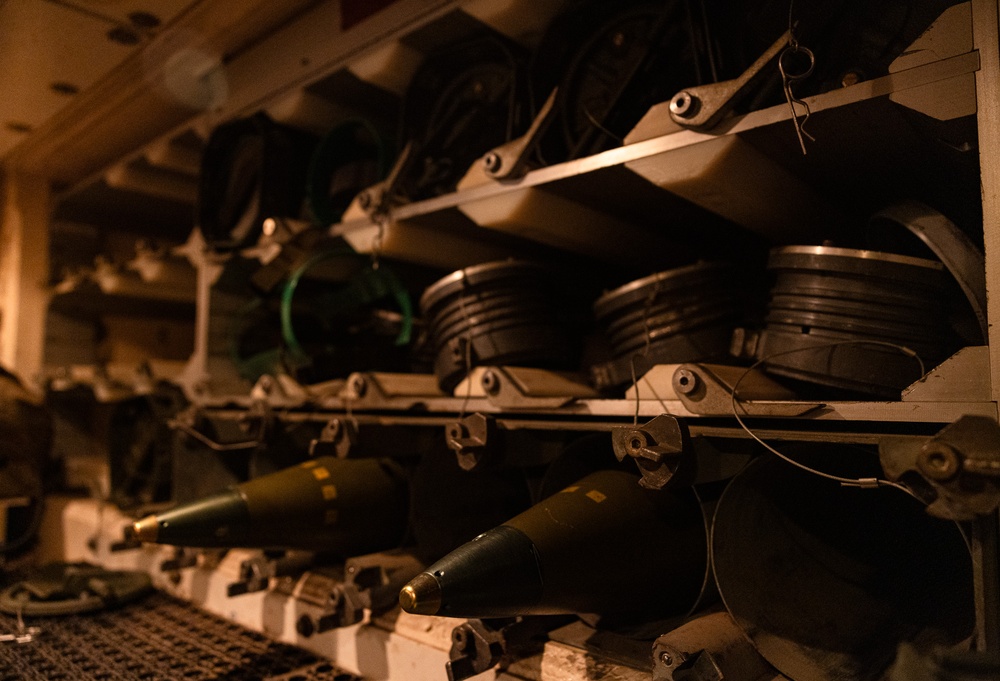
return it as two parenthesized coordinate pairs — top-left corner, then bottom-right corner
(0, 590), (362, 681)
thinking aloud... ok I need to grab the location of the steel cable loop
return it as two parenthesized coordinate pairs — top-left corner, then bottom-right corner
(730, 340), (924, 498)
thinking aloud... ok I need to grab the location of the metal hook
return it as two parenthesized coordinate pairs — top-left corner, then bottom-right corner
(779, 44), (815, 82)
(779, 44), (816, 155)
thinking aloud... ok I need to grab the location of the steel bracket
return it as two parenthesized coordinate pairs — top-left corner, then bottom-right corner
(457, 88), (559, 188)
(668, 30), (791, 131)
(652, 612), (777, 681)
(671, 363), (820, 418)
(475, 366), (597, 410)
(109, 537), (142, 552)
(293, 570), (343, 638)
(446, 616), (571, 681)
(339, 371), (445, 408)
(319, 583), (367, 630)
(227, 554), (273, 597)
(226, 551), (313, 598)
(881, 415), (1000, 520)
(447, 619), (510, 681)
(315, 551), (424, 631)
(612, 414), (693, 490)
(160, 547), (199, 572)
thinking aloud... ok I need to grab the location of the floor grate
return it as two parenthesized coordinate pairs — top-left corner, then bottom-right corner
(0, 590), (362, 681)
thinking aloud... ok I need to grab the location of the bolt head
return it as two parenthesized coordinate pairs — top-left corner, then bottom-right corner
(484, 152), (502, 173)
(626, 430), (649, 454)
(674, 368), (698, 394)
(481, 370), (500, 395)
(669, 91), (698, 118)
(917, 443), (961, 482)
(841, 70), (862, 87)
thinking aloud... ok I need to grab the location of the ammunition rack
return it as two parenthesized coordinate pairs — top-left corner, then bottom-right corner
(9, 0), (1000, 679)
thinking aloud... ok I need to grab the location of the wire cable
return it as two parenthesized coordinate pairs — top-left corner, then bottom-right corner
(167, 419), (262, 452)
(730, 339), (925, 499)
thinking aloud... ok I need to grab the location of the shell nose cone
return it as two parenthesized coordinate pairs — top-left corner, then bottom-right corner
(399, 572), (442, 616)
(130, 515), (160, 543)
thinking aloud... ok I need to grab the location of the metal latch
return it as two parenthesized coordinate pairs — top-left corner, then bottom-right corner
(881, 415), (1000, 520)
(612, 414), (693, 490)
(446, 413), (499, 471)
(668, 30), (792, 131)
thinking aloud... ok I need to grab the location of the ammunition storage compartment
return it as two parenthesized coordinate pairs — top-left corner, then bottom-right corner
(0, 1), (995, 680)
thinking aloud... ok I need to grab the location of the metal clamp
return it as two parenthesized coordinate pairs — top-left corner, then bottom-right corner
(447, 619), (510, 681)
(653, 612), (776, 681)
(309, 418), (359, 459)
(612, 415), (692, 490)
(355, 141), (414, 221)
(669, 30), (791, 131)
(880, 415), (1000, 520)
(160, 547), (199, 572)
(227, 554), (272, 597)
(458, 88), (560, 188)
(446, 413), (499, 471)
(300, 551), (424, 633)
(249, 373), (309, 408)
(446, 616), (567, 681)
(226, 552), (313, 598)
